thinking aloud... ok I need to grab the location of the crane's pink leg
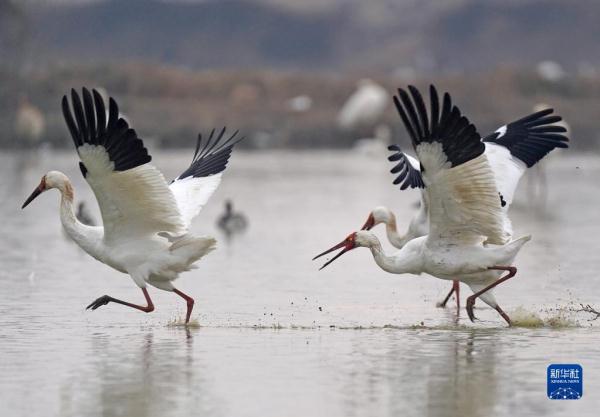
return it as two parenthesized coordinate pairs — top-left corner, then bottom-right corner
(454, 280), (460, 312)
(173, 288), (195, 324)
(437, 280), (460, 312)
(466, 266), (517, 326)
(86, 288), (155, 313)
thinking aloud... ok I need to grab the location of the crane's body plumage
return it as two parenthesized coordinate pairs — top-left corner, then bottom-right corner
(358, 232), (529, 280)
(361, 232), (530, 309)
(59, 181), (215, 290)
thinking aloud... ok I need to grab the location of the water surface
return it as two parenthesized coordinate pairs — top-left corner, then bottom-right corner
(1, 150), (598, 417)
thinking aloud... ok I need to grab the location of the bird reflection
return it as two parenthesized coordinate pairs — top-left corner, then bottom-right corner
(338, 329), (500, 416)
(425, 330), (499, 417)
(60, 326), (219, 417)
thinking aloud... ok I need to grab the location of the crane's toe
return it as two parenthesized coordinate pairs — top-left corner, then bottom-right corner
(86, 295), (113, 310)
(466, 296), (477, 322)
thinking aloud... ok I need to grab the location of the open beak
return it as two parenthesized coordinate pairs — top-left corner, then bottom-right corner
(313, 238), (355, 270)
(361, 214), (375, 230)
(22, 184), (44, 209)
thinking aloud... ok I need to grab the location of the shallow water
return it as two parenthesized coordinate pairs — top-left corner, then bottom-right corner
(1, 150), (599, 417)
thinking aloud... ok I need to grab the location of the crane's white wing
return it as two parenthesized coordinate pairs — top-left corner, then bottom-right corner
(62, 88), (186, 243)
(169, 128), (242, 229)
(393, 85), (509, 245)
(484, 142), (526, 208)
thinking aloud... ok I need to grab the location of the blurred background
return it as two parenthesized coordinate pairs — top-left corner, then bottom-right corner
(1, 0), (599, 151)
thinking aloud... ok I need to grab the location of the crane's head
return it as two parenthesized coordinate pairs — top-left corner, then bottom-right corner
(22, 171), (70, 209)
(361, 206), (393, 230)
(313, 231), (376, 270)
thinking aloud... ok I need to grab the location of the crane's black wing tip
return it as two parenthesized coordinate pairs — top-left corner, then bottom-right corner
(393, 84), (483, 167)
(387, 144), (425, 190)
(175, 128), (243, 180)
(484, 109), (570, 167)
(63, 87), (151, 173)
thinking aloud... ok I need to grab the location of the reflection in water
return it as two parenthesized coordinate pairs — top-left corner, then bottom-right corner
(57, 327), (225, 417)
(425, 331), (498, 417)
(336, 329), (501, 417)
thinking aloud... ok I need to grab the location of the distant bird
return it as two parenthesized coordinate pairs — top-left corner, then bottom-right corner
(337, 79), (388, 130)
(286, 95), (313, 113)
(76, 201), (95, 226)
(217, 200), (248, 239)
(360, 106), (569, 311)
(22, 88), (242, 323)
(537, 61), (566, 82)
(14, 95), (45, 146)
(315, 85), (546, 325)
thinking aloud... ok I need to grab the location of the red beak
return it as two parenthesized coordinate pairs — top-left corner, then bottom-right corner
(361, 213), (375, 230)
(22, 184), (44, 209)
(313, 235), (357, 270)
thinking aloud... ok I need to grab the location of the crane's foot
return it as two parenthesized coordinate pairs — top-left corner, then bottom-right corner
(86, 295), (113, 310)
(466, 296), (477, 322)
(85, 288), (155, 313)
(466, 266), (517, 326)
(436, 285), (455, 308)
(495, 305), (512, 326)
(173, 288), (195, 324)
(436, 280), (460, 311)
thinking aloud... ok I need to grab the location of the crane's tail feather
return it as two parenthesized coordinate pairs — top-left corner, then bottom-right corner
(169, 235), (217, 272)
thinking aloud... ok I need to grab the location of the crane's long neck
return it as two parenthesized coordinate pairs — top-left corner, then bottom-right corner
(367, 237), (422, 275)
(59, 181), (101, 255)
(385, 213), (412, 249)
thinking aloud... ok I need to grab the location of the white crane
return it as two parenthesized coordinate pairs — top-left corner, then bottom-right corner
(360, 106), (569, 311)
(315, 85), (542, 325)
(14, 94), (46, 146)
(337, 79), (388, 130)
(22, 88), (242, 323)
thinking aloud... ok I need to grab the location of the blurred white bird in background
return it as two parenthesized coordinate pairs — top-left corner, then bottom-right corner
(22, 88), (243, 323)
(14, 94), (45, 147)
(286, 95), (313, 113)
(337, 78), (388, 130)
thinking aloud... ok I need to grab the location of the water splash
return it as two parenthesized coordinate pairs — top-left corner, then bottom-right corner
(510, 307), (545, 327)
(166, 317), (201, 328)
(510, 306), (578, 328)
